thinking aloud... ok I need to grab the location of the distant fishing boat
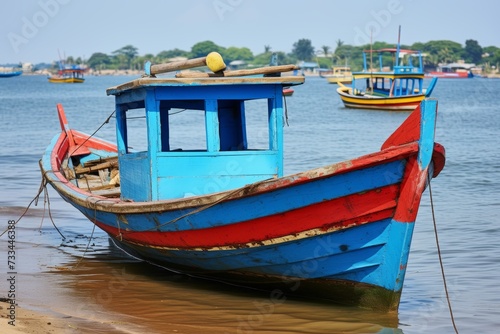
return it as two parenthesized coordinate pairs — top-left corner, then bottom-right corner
(337, 28), (438, 111)
(0, 67), (22, 78)
(321, 66), (352, 84)
(48, 64), (85, 83)
(426, 63), (475, 78)
(41, 52), (445, 312)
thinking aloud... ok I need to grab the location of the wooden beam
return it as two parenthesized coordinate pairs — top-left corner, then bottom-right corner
(175, 65), (297, 78)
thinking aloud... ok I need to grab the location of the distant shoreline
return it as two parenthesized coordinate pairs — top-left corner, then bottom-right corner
(23, 69), (143, 76)
(16, 69), (500, 79)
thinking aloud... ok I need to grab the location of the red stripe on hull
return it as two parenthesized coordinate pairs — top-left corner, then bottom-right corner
(94, 184), (400, 249)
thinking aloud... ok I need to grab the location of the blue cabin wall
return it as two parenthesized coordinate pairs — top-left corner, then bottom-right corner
(115, 83), (285, 201)
(155, 152), (280, 198)
(120, 152), (152, 201)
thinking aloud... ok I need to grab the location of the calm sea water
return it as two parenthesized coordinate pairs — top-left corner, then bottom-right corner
(1, 74), (499, 333)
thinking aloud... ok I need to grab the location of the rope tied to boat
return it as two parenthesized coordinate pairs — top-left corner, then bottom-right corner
(73, 224), (96, 269)
(427, 174), (460, 334)
(147, 177), (272, 231)
(74, 198), (118, 268)
(68, 109), (115, 157)
(0, 176), (66, 239)
(283, 94), (289, 126)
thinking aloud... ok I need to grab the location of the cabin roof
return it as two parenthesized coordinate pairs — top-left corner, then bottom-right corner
(106, 76), (304, 96)
(363, 48), (420, 54)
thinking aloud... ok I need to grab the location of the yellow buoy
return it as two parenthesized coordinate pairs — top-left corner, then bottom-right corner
(206, 52), (226, 73)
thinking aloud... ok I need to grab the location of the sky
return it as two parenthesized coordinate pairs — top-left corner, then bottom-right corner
(1, 0), (499, 65)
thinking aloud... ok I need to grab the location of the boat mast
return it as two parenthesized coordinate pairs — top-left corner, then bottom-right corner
(395, 25), (401, 67)
(369, 28), (373, 93)
(389, 26), (402, 97)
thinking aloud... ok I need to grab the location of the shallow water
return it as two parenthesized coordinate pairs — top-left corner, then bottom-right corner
(1, 75), (499, 333)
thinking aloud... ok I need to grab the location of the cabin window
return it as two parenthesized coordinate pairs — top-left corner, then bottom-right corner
(117, 95), (277, 155)
(240, 99), (270, 150)
(164, 106), (207, 152)
(124, 107), (148, 153)
(154, 98), (272, 153)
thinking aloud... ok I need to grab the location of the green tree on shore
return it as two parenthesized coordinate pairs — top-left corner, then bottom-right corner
(112, 45), (139, 69)
(191, 41), (224, 58)
(292, 39), (315, 61)
(87, 52), (111, 70)
(464, 39), (483, 64)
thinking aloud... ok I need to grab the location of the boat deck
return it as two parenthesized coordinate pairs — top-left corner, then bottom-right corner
(65, 155), (121, 198)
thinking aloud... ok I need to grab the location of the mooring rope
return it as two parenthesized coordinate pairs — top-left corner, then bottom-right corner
(42, 181), (66, 239)
(0, 177), (65, 239)
(428, 177), (459, 334)
(73, 224), (96, 268)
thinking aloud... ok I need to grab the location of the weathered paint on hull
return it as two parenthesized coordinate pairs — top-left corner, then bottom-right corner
(64, 190), (415, 311)
(108, 225), (407, 311)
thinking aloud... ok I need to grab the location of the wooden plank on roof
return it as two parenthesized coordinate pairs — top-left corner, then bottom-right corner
(106, 76), (304, 95)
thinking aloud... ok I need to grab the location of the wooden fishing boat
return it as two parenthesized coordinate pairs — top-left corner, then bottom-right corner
(48, 65), (85, 83)
(321, 66), (352, 84)
(40, 53), (445, 312)
(337, 30), (438, 111)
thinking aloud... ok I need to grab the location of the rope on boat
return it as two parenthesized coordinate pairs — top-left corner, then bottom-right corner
(68, 109), (115, 157)
(0, 177), (65, 239)
(149, 178), (268, 231)
(427, 176), (460, 334)
(68, 194), (113, 269)
(41, 179), (66, 239)
(283, 95), (289, 126)
(73, 224), (96, 268)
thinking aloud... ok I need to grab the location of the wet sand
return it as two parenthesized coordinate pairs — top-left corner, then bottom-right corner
(0, 301), (128, 334)
(1, 301), (66, 334)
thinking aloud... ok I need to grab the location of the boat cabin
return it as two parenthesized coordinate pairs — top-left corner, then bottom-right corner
(106, 75), (303, 201)
(61, 68), (85, 80)
(332, 66), (352, 76)
(353, 48), (426, 97)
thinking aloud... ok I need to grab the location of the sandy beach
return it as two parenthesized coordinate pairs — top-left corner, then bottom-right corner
(0, 300), (146, 334)
(1, 301), (73, 333)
